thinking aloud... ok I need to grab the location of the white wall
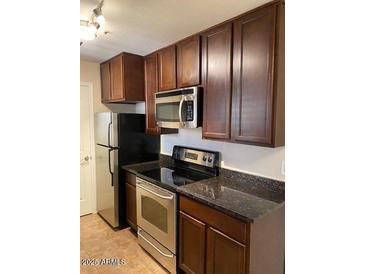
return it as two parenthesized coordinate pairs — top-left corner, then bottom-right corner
(161, 128), (285, 181)
(135, 102), (146, 114)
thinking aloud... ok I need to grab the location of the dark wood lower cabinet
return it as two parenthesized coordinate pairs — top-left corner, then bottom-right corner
(179, 211), (206, 274)
(179, 195), (284, 274)
(206, 227), (246, 274)
(125, 172), (137, 231)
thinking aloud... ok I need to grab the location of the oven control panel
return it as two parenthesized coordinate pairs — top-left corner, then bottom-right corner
(172, 146), (219, 168)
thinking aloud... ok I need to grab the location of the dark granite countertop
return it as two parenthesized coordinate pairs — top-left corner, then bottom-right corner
(122, 159), (178, 192)
(176, 169), (284, 223)
(122, 155), (285, 223)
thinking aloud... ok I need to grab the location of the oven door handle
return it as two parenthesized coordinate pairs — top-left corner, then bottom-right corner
(178, 96), (185, 123)
(138, 231), (174, 258)
(137, 183), (174, 200)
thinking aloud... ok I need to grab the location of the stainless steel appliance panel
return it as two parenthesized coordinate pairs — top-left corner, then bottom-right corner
(155, 86), (200, 129)
(94, 113), (160, 229)
(95, 145), (119, 228)
(94, 112), (111, 146)
(94, 112), (118, 148)
(138, 227), (176, 274)
(136, 178), (176, 253)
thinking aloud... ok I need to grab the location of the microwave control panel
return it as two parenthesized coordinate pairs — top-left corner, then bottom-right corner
(186, 101), (194, 121)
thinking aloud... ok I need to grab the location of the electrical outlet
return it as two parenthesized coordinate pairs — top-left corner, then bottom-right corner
(281, 160), (285, 175)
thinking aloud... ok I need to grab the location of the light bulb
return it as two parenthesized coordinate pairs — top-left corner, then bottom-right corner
(80, 25), (97, 41)
(96, 15), (105, 25)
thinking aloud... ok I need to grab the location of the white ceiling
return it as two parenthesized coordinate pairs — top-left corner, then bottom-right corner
(80, 0), (271, 63)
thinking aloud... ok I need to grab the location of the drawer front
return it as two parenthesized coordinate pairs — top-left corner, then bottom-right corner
(138, 227), (176, 274)
(180, 195), (249, 244)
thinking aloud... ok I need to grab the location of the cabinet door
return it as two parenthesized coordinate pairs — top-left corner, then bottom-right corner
(126, 182), (137, 231)
(232, 5), (276, 145)
(100, 62), (111, 102)
(177, 35), (201, 88)
(158, 45), (176, 91)
(206, 227), (246, 274)
(110, 55), (124, 100)
(144, 53), (160, 134)
(202, 23), (232, 140)
(123, 53), (145, 101)
(179, 211), (206, 274)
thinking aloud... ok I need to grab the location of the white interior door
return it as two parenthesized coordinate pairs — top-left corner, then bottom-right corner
(80, 82), (95, 216)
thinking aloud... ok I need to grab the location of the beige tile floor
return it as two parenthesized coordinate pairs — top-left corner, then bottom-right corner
(80, 214), (169, 274)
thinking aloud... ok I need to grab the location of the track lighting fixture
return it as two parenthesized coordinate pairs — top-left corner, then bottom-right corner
(80, 0), (106, 42)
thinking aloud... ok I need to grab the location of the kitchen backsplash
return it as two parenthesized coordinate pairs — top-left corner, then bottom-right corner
(161, 128), (285, 181)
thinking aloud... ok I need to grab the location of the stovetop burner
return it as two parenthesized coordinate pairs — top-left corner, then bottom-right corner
(140, 167), (213, 189)
(139, 146), (219, 191)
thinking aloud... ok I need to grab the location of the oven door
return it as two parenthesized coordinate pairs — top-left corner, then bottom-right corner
(136, 178), (176, 253)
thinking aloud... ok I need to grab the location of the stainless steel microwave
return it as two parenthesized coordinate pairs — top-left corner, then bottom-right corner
(155, 86), (201, 129)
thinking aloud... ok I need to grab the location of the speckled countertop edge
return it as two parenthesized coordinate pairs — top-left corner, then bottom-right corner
(122, 155), (285, 223)
(176, 185), (284, 223)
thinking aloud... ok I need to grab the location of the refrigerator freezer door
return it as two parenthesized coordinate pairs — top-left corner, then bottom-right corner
(95, 112), (112, 146)
(95, 144), (119, 228)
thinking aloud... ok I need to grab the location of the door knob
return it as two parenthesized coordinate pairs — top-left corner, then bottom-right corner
(84, 156), (89, 161)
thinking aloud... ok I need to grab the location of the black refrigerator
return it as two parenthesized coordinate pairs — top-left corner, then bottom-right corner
(94, 113), (160, 228)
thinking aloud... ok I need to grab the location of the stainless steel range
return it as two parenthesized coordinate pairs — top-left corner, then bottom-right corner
(136, 146), (219, 274)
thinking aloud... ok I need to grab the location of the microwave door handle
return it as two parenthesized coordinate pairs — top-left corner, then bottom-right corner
(178, 97), (185, 123)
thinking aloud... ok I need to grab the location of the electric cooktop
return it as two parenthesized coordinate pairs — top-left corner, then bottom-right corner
(139, 167), (213, 189)
(139, 146), (220, 191)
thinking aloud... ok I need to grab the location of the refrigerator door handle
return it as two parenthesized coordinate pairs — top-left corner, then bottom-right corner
(108, 148), (114, 186)
(107, 121), (112, 147)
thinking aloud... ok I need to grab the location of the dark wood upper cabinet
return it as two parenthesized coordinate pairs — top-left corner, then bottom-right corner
(177, 35), (201, 88)
(101, 52), (145, 103)
(179, 211), (206, 274)
(201, 23), (232, 140)
(100, 62), (111, 102)
(158, 45), (177, 91)
(123, 53), (145, 101)
(232, 2), (284, 146)
(110, 55), (124, 101)
(144, 53), (160, 134)
(206, 227), (247, 274)
(140, 0), (284, 146)
(144, 53), (178, 135)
